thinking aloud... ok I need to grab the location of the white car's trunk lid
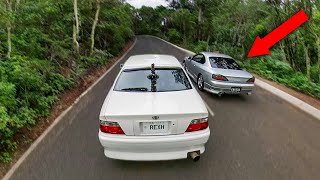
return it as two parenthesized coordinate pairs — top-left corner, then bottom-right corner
(100, 90), (208, 136)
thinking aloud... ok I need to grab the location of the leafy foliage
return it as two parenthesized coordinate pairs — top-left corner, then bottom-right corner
(0, 0), (134, 162)
(134, 0), (320, 98)
(168, 28), (182, 43)
(244, 51), (320, 98)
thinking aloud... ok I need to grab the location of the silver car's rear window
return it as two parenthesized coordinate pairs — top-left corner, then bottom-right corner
(209, 57), (242, 70)
(114, 68), (192, 92)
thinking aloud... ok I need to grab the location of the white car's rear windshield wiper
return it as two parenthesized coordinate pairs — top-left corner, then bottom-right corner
(121, 87), (148, 92)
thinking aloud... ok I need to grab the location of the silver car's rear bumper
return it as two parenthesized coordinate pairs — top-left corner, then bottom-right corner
(204, 80), (254, 94)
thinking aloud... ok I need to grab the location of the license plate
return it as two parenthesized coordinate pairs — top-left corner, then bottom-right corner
(142, 121), (169, 134)
(231, 87), (241, 93)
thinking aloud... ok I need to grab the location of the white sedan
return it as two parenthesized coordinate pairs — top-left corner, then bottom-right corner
(98, 54), (211, 161)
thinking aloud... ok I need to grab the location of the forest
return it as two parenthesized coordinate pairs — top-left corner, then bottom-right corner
(0, 0), (319, 163)
(0, 0), (134, 162)
(134, 0), (320, 100)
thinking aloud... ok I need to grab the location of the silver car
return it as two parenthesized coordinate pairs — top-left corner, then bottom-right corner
(182, 52), (255, 95)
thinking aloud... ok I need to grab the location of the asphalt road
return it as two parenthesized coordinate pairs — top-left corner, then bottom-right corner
(9, 36), (320, 180)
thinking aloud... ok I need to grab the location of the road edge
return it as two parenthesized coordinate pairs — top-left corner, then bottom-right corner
(149, 35), (320, 121)
(2, 38), (137, 180)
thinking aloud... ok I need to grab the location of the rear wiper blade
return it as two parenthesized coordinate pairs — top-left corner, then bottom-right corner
(121, 87), (148, 91)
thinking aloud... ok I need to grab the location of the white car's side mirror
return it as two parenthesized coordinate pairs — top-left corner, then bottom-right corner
(120, 64), (124, 68)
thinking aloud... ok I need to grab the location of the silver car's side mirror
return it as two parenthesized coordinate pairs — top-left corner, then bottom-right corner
(185, 56), (192, 60)
(120, 64), (124, 68)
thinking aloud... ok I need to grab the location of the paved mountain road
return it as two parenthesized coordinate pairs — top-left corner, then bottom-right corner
(9, 36), (320, 180)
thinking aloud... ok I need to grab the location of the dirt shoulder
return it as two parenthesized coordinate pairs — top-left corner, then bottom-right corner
(255, 74), (320, 110)
(0, 40), (134, 178)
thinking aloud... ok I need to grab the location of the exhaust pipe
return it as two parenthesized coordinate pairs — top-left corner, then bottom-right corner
(188, 151), (200, 162)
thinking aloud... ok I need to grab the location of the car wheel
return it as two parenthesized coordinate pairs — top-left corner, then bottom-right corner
(197, 74), (204, 91)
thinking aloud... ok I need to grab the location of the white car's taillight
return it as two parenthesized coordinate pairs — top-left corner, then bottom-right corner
(100, 120), (125, 134)
(185, 118), (208, 132)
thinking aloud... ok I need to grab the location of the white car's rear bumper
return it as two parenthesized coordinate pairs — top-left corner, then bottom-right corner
(98, 128), (210, 161)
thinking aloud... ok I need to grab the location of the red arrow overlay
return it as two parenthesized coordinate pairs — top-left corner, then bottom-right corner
(248, 10), (309, 58)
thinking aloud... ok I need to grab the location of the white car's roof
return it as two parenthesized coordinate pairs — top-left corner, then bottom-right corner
(200, 52), (232, 59)
(123, 54), (181, 68)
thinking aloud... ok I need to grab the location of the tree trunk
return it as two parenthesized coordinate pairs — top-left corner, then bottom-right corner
(279, 41), (287, 62)
(6, 0), (12, 58)
(197, 7), (202, 41)
(7, 26), (11, 58)
(15, 0), (20, 11)
(73, 0), (80, 56)
(183, 21), (186, 45)
(284, 38), (297, 70)
(90, 0), (100, 56)
(206, 35), (210, 51)
(317, 37), (320, 81)
(302, 42), (311, 79)
(198, 7), (202, 23)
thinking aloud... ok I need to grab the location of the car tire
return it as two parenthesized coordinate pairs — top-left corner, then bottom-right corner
(197, 74), (204, 91)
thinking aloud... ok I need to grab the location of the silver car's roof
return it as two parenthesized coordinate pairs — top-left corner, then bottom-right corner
(200, 52), (232, 59)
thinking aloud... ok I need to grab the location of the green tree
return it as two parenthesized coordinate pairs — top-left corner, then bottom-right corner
(172, 9), (196, 44)
(0, 0), (134, 162)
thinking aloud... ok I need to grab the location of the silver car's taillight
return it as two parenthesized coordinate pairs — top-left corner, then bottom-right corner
(247, 77), (255, 83)
(212, 74), (228, 81)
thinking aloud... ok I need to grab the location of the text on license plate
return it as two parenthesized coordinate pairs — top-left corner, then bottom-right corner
(231, 87), (241, 92)
(142, 121), (169, 134)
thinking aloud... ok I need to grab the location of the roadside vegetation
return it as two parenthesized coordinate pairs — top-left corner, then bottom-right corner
(0, 0), (134, 162)
(134, 0), (320, 99)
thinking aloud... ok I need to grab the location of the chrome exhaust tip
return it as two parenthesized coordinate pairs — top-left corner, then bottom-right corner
(188, 151), (200, 162)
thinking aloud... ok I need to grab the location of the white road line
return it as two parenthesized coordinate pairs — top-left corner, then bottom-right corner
(152, 35), (320, 121)
(2, 39), (137, 180)
(204, 101), (215, 117)
(255, 79), (320, 120)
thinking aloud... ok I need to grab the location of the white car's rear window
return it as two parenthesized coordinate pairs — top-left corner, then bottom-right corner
(114, 68), (192, 92)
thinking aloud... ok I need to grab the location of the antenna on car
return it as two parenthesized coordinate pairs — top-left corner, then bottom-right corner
(147, 63), (158, 92)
